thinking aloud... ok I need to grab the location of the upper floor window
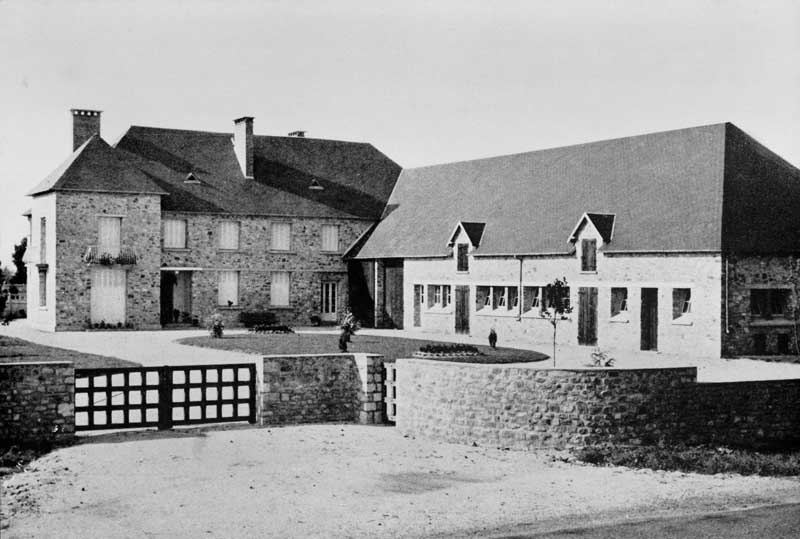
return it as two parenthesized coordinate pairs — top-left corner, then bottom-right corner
(163, 219), (187, 249)
(39, 217), (47, 262)
(457, 244), (469, 272)
(321, 224), (339, 252)
(271, 222), (291, 251)
(751, 289), (789, 319)
(98, 217), (121, 254)
(581, 239), (597, 272)
(219, 221), (240, 250)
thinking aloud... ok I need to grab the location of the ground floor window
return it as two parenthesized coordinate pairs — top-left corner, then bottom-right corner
(672, 288), (691, 319)
(270, 271), (290, 306)
(218, 270), (239, 306)
(320, 281), (337, 321)
(38, 268), (47, 307)
(751, 288), (789, 319)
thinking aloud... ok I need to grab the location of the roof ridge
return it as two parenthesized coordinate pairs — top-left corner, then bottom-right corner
(406, 122), (731, 172)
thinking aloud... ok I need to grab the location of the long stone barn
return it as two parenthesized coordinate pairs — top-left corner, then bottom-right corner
(349, 123), (800, 358)
(23, 109), (401, 331)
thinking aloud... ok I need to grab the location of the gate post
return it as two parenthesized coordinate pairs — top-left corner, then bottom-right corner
(158, 366), (173, 430)
(248, 364), (257, 424)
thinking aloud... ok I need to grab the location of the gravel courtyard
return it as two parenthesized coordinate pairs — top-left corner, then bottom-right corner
(3, 425), (799, 538)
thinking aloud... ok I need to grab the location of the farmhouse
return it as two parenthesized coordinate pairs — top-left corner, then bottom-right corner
(350, 123), (800, 358)
(24, 109), (401, 331)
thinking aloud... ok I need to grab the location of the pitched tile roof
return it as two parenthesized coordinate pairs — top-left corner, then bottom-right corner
(113, 126), (401, 219)
(28, 136), (167, 196)
(353, 123), (800, 258)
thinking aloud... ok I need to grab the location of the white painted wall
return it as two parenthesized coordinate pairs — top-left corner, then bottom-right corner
(26, 193), (57, 331)
(403, 222), (722, 358)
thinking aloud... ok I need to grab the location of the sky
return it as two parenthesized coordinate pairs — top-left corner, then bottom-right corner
(0, 0), (798, 271)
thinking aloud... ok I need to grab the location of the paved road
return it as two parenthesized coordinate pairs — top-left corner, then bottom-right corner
(480, 503), (800, 539)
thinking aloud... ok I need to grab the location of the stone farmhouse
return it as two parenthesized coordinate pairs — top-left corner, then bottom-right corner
(350, 123), (800, 358)
(24, 109), (401, 331)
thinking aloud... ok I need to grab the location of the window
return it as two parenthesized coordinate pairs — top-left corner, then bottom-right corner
(163, 219), (187, 249)
(457, 244), (469, 272)
(271, 222), (291, 251)
(321, 225), (339, 252)
(38, 268), (47, 307)
(581, 239), (597, 272)
(270, 271), (290, 306)
(751, 289), (789, 319)
(544, 286), (570, 312)
(777, 334), (790, 354)
(523, 286), (541, 313)
(611, 288), (628, 317)
(476, 286), (490, 310)
(98, 217), (121, 254)
(495, 287), (507, 308)
(219, 221), (240, 250)
(39, 217), (47, 262)
(433, 285), (442, 306)
(509, 287), (519, 310)
(217, 271), (239, 306)
(443, 285), (451, 308)
(672, 288), (691, 321)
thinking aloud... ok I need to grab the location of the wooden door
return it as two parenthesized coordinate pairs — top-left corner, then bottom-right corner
(91, 268), (126, 325)
(383, 260), (404, 329)
(640, 288), (658, 351)
(455, 285), (470, 334)
(413, 285), (423, 327)
(578, 287), (598, 345)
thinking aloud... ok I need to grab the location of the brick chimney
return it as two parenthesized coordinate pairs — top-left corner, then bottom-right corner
(71, 109), (102, 151)
(233, 116), (254, 179)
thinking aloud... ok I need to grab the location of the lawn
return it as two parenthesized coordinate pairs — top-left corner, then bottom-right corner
(179, 332), (547, 363)
(0, 335), (138, 369)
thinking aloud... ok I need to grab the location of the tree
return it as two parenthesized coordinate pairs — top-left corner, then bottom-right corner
(541, 277), (573, 367)
(10, 237), (26, 284)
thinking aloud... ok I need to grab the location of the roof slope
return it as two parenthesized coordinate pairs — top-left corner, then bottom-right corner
(355, 124), (730, 258)
(28, 136), (167, 196)
(113, 127), (401, 219)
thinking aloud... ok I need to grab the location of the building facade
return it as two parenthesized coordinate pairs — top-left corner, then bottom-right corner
(352, 123), (800, 358)
(25, 110), (400, 331)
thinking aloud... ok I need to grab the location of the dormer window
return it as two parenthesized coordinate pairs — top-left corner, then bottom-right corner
(448, 221), (485, 273)
(457, 244), (469, 272)
(309, 178), (324, 191)
(184, 172), (200, 184)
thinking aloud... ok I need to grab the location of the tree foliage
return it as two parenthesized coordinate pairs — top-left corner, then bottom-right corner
(541, 277), (573, 366)
(10, 237), (27, 284)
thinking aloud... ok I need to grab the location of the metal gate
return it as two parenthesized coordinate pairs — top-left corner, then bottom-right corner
(74, 363), (256, 431)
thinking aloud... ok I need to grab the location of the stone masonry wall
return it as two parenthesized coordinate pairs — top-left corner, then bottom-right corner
(162, 213), (373, 326)
(55, 192), (162, 330)
(396, 358), (800, 450)
(722, 255), (800, 357)
(0, 362), (75, 444)
(260, 354), (384, 425)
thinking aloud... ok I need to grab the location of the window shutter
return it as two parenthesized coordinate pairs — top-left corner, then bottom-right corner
(271, 223), (291, 251)
(164, 219), (186, 249)
(219, 221), (240, 249)
(321, 225), (339, 252)
(217, 271), (239, 306)
(98, 217), (121, 254)
(271, 271), (290, 306)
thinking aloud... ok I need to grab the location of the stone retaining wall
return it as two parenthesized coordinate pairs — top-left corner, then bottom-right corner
(0, 362), (75, 444)
(396, 358), (800, 450)
(260, 354), (384, 425)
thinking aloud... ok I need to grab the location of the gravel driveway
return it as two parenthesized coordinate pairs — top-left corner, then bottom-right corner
(3, 425), (799, 538)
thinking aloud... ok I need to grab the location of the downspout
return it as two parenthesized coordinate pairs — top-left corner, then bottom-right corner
(519, 256), (523, 321)
(725, 257), (729, 333)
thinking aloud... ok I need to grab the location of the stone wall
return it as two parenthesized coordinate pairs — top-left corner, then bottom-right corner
(260, 354), (384, 425)
(54, 192), (163, 330)
(722, 255), (800, 357)
(0, 362), (75, 444)
(162, 213), (373, 326)
(396, 358), (800, 450)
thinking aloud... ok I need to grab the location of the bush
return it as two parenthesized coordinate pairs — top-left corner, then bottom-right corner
(239, 311), (277, 328)
(572, 443), (800, 476)
(249, 324), (294, 334)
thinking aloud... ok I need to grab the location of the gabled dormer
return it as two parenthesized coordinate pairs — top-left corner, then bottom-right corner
(568, 212), (615, 272)
(447, 221), (485, 273)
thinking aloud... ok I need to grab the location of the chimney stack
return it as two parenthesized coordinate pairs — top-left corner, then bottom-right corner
(233, 116), (254, 178)
(71, 109), (102, 151)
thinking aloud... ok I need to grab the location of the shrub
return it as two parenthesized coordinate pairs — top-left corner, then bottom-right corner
(239, 311), (277, 328)
(250, 324), (294, 334)
(418, 343), (481, 355)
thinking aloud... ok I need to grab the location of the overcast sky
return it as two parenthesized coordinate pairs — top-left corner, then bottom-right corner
(1, 0), (798, 271)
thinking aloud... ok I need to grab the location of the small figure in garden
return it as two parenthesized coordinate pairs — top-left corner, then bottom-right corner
(338, 310), (358, 352)
(488, 328), (497, 348)
(209, 312), (224, 338)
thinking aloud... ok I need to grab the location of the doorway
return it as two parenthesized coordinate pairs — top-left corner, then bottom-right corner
(91, 267), (126, 325)
(455, 285), (470, 334)
(320, 281), (338, 322)
(578, 287), (598, 346)
(160, 271), (192, 325)
(413, 285), (423, 327)
(640, 288), (658, 351)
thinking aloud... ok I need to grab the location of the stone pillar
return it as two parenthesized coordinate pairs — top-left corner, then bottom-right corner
(356, 354), (385, 424)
